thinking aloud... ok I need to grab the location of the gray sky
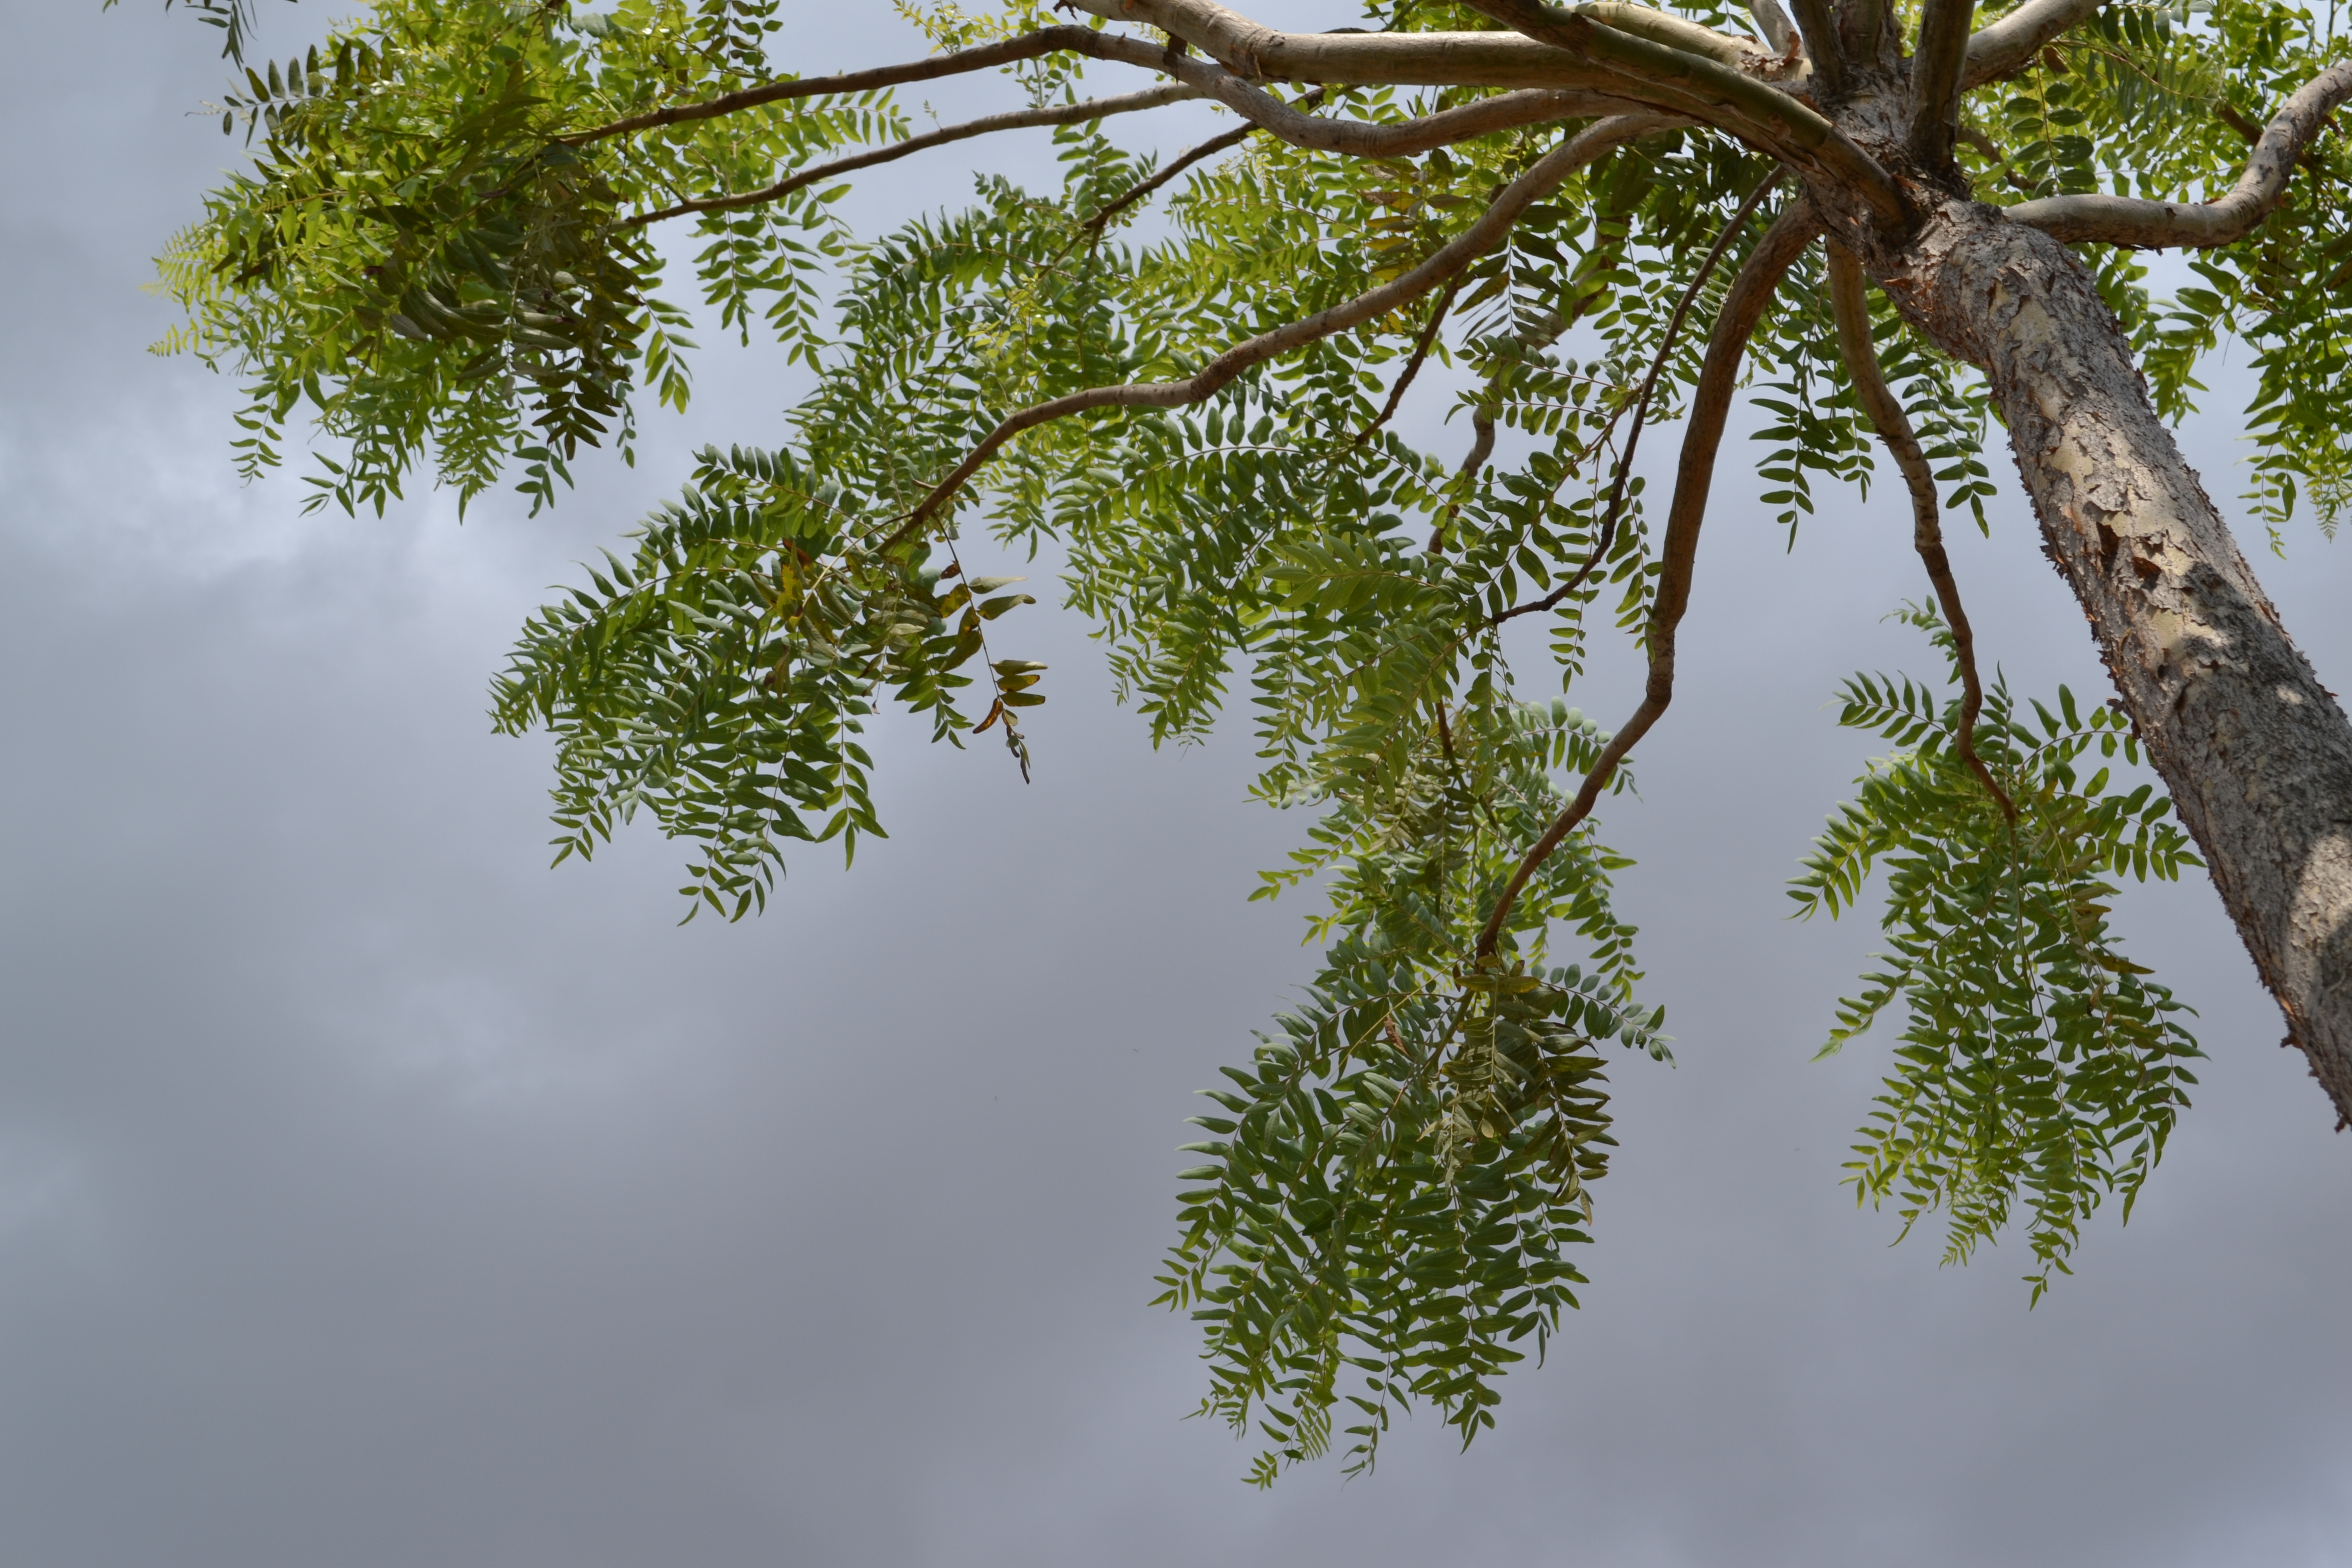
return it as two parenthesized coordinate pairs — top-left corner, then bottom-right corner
(2, 5), (2348, 1565)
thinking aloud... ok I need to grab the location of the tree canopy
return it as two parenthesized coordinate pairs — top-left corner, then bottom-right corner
(133, 0), (2352, 1483)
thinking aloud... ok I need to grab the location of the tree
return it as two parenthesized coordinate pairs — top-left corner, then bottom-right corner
(136, 0), (2350, 1481)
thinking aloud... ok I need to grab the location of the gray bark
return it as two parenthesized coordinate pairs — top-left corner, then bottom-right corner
(1869, 197), (2352, 1125)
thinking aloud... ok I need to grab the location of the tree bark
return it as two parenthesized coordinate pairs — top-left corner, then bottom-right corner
(1871, 198), (2352, 1126)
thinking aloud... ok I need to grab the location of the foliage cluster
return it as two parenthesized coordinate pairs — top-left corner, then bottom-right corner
(136, 0), (2352, 1479)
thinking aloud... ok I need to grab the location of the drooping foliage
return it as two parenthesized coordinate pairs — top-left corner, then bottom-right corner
(134, 0), (2350, 1480)
(1793, 608), (2203, 1301)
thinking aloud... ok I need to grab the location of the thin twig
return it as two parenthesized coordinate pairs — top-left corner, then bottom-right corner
(879, 114), (1674, 553)
(1354, 281), (1460, 447)
(1082, 89), (1328, 234)
(1430, 414), (1497, 552)
(1824, 242), (2016, 819)
(564, 27), (1113, 145)
(1492, 167), (1783, 626)
(1475, 201), (1820, 960)
(625, 86), (1197, 227)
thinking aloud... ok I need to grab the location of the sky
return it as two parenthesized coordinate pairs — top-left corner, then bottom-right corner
(2, 4), (2349, 1565)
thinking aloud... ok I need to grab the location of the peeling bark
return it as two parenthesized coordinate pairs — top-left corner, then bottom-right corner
(1870, 198), (2352, 1125)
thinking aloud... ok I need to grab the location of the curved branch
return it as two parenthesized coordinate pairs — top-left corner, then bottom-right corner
(1083, 0), (1868, 177)
(886, 115), (1676, 547)
(1960, 0), (2099, 89)
(1572, 1), (1775, 64)
(1909, 0), (1977, 165)
(1052, 0), (1710, 88)
(1451, 0), (1909, 223)
(1354, 282), (1459, 447)
(1825, 242), (2015, 819)
(623, 85), (1198, 227)
(1150, 66), (1650, 157)
(1474, 200), (1820, 960)
(2005, 59), (2352, 247)
(1493, 167), (1784, 626)
(564, 27), (1113, 144)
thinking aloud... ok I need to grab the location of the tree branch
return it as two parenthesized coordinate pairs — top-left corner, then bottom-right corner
(1050, 0), (1703, 88)
(2005, 59), (2352, 246)
(1145, 66), (1650, 157)
(1746, 0), (1798, 55)
(564, 27), (1115, 144)
(1430, 413), (1498, 552)
(1909, 0), (1977, 166)
(1785, 0), (1848, 95)
(1492, 168), (1784, 626)
(1354, 282), (1460, 447)
(1837, 0), (1895, 76)
(885, 115), (1676, 548)
(623, 85), (1199, 227)
(1959, 0), (2099, 89)
(1825, 241), (2015, 819)
(568, 16), (1641, 156)
(1081, 89), (1332, 234)
(1475, 200), (1819, 960)
(1450, 0), (1909, 224)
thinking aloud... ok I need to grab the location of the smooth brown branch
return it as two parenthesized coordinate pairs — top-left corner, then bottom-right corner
(883, 114), (1676, 550)
(624, 86), (1199, 227)
(1908, 0), (1977, 166)
(1959, 0), (2099, 88)
(1745, 0), (1797, 54)
(2005, 59), (2352, 247)
(1140, 63), (1650, 158)
(1353, 282), (1460, 448)
(1474, 201), (1819, 960)
(1447, 0), (1906, 222)
(1061, 0), (1764, 81)
(1491, 167), (1784, 627)
(1824, 242), (2016, 820)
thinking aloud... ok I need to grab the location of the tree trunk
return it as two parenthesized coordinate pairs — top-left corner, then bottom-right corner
(1870, 196), (2352, 1128)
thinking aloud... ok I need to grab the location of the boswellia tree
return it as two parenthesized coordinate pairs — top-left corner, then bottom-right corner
(136, 0), (2350, 1480)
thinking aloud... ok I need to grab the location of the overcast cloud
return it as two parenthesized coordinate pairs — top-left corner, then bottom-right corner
(2, 5), (2348, 1565)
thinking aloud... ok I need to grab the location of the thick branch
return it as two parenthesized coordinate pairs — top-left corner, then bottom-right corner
(1144, 63), (1650, 157)
(1785, 0), (1848, 95)
(1837, 0), (1895, 76)
(1475, 201), (1820, 959)
(1747, 0), (1798, 54)
(1959, 0), (2099, 88)
(1908, 0), (1977, 165)
(1055, 0), (1706, 88)
(1452, 0), (1910, 223)
(1825, 242), (2014, 817)
(624, 86), (1198, 227)
(889, 115), (1674, 545)
(2005, 60), (2352, 247)
(1493, 168), (1785, 626)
